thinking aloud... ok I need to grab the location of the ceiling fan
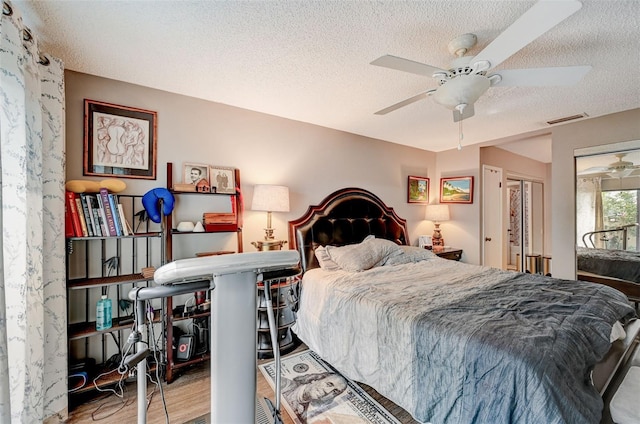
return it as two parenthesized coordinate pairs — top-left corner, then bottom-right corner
(579, 153), (640, 179)
(371, 0), (591, 122)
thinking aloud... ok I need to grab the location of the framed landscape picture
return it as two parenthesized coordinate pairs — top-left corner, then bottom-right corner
(440, 176), (474, 204)
(407, 175), (429, 204)
(83, 99), (157, 180)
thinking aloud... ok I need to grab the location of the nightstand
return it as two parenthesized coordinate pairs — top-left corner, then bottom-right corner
(433, 247), (463, 261)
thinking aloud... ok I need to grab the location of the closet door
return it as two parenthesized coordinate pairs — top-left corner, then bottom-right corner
(482, 165), (503, 269)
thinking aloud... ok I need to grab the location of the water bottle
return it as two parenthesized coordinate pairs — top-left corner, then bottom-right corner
(96, 295), (112, 331)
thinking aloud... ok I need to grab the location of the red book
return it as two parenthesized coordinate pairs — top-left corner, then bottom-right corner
(64, 193), (74, 237)
(65, 191), (83, 237)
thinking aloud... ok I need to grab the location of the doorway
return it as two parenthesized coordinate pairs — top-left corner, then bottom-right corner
(507, 177), (544, 273)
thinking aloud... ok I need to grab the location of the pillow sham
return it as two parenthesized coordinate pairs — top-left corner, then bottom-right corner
(325, 237), (403, 272)
(384, 245), (437, 266)
(314, 246), (341, 271)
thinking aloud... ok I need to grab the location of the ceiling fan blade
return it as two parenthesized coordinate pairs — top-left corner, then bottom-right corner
(374, 89), (436, 115)
(491, 65), (591, 87)
(577, 166), (609, 175)
(371, 55), (447, 77)
(453, 104), (475, 122)
(471, 0), (583, 71)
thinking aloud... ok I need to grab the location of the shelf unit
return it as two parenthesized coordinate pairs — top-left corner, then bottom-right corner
(65, 194), (165, 406)
(164, 162), (243, 383)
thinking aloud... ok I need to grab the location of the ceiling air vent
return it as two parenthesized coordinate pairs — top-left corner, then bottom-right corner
(546, 113), (588, 125)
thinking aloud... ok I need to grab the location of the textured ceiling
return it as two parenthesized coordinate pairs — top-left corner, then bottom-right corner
(15, 0), (640, 158)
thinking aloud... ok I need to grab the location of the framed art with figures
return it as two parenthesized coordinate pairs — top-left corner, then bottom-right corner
(210, 166), (236, 194)
(83, 99), (157, 180)
(183, 163), (210, 193)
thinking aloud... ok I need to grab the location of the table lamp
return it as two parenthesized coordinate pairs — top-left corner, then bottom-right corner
(425, 204), (450, 248)
(251, 184), (290, 251)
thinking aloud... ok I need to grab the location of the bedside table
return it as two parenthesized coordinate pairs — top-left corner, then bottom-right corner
(433, 247), (463, 261)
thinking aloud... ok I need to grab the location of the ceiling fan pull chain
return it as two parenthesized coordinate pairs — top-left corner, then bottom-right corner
(454, 103), (466, 150)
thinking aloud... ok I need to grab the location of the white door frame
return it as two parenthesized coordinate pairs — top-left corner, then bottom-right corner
(482, 165), (503, 268)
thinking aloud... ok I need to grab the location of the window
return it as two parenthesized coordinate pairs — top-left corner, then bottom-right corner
(602, 189), (639, 250)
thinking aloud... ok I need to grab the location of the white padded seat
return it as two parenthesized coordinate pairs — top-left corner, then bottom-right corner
(611, 366), (640, 424)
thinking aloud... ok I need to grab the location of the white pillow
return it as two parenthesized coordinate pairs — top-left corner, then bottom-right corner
(384, 245), (437, 266)
(325, 237), (402, 272)
(314, 246), (341, 271)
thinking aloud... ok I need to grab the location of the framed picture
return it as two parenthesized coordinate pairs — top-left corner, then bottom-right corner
(407, 175), (429, 204)
(83, 99), (157, 180)
(210, 166), (236, 194)
(183, 163), (210, 193)
(440, 176), (474, 204)
(418, 235), (433, 249)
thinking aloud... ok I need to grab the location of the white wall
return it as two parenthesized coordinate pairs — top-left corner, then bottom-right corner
(65, 71), (640, 275)
(432, 145), (482, 263)
(65, 71), (437, 254)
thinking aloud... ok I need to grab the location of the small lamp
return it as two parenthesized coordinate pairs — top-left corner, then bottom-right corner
(251, 184), (290, 251)
(425, 204), (450, 248)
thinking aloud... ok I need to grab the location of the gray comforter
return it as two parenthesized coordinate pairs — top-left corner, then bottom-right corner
(577, 246), (640, 282)
(293, 255), (636, 424)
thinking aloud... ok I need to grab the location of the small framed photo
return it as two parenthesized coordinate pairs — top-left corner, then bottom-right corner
(440, 176), (474, 204)
(183, 163), (210, 193)
(418, 235), (433, 249)
(210, 166), (236, 194)
(83, 99), (157, 180)
(408, 175), (429, 204)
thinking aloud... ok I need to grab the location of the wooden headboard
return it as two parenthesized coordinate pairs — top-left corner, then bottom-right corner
(288, 187), (409, 272)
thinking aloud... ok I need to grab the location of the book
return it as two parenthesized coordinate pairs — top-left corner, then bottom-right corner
(98, 188), (118, 236)
(96, 201), (110, 236)
(64, 192), (75, 237)
(79, 194), (95, 237)
(87, 195), (103, 237)
(66, 191), (82, 237)
(74, 198), (89, 237)
(107, 194), (122, 236)
(117, 203), (130, 236)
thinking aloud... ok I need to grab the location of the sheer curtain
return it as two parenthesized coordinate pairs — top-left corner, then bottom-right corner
(576, 177), (604, 247)
(0, 1), (67, 422)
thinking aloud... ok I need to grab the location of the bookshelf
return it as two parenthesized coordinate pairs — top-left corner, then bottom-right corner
(65, 193), (165, 407)
(163, 162), (243, 383)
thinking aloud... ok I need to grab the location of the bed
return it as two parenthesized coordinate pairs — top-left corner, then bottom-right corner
(577, 246), (640, 304)
(288, 187), (639, 424)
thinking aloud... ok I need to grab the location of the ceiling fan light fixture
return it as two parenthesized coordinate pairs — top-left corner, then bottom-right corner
(432, 74), (490, 109)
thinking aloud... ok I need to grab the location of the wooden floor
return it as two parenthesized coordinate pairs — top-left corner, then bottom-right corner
(66, 338), (639, 424)
(66, 344), (417, 424)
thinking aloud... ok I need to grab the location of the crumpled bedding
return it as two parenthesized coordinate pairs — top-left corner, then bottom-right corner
(577, 246), (640, 282)
(292, 255), (636, 424)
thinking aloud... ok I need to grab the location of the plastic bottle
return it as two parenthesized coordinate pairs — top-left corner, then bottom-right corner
(96, 295), (112, 331)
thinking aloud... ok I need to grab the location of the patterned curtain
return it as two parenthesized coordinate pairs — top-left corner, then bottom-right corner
(0, 1), (67, 422)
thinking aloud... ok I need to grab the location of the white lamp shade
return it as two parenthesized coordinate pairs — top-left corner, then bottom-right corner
(425, 204), (450, 222)
(251, 185), (290, 212)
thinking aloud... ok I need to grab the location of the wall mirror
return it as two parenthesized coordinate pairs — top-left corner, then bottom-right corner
(574, 140), (640, 301)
